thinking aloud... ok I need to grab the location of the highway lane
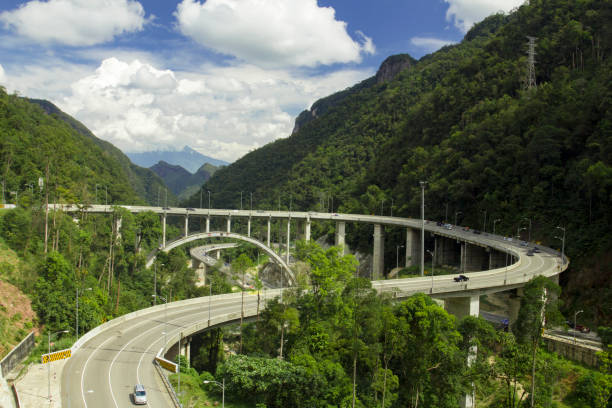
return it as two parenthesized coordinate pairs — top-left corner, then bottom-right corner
(62, 294), (267, 408)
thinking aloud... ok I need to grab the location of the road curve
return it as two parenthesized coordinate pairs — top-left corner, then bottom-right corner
(58, 206), (567, 407)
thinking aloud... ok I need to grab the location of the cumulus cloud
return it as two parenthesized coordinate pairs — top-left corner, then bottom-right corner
(444, 0), (525, 33)
(0, 0), (147, 46)
(174, 0), (375, 67)
(410, 37), (457, 53)
(57, 57), (372, 162)
(0, 64), (6, 85)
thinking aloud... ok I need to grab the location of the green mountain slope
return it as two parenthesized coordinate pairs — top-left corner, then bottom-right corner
(191, 0), (612, 324)
(150, 160), (214, 200)
(0, 89), (172, 206)
(26, 98), (173, 206)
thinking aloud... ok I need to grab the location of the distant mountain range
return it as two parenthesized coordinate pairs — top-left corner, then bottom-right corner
(150, 161), (217, 201)
(126, 146), (228, 173)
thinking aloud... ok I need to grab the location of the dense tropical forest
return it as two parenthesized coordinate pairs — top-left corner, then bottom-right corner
(0, 0), (611, 406)
(189, 0), (612, 327)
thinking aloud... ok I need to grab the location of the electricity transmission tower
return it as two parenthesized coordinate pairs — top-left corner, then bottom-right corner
(525, 36), (537, 90)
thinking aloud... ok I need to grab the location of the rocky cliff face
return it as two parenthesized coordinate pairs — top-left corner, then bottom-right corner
(375, 54), (416, 84)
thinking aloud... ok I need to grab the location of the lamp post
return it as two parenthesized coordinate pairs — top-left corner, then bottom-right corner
(240, 191), (243, 210)
(391, 198), (394, 217)
(208, 278), (212, 326)
(153, 263), (163, 305)
(420, 181), (427, 277)
(203, 378), (225, 408)
(250, 192), (253, 211)
(200, 188), (203, 209)
(426, 249), (435, 292)
(493, 219), (501, 235)
(523, 217), (532, 242)
(208, 190), (211, 213)
(381, 199), (384, 216)
(573, 310), (583, 343)
(152, 295), (167, 348)
(482, 209), (487, 232)
(105, 186), (108, 206)
(48, 329), (69, 400)
(454, 211), (462, 226)
(555, 226), (566, 265)
(396, 245), (404, 269)
(517, 226), (527, 240)
(76, 287), (92, 340)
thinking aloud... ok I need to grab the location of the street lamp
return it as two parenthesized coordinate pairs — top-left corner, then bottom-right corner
(426, 249), (435, 292)
(203, 378), (225, 408)
(573, 310), (583, 343)
(493, 219), (501, 235)
(517, 226), (527, 240)
(454, 211), (463, 226)
(482, 209), (487, 232)
(152, 295), (168, 348)
(522, 217), (532, 242)
(153, 263), (163, 305)
(240, 191), (243, 210)
(420, 181), (427, 277)
(555, 226), (566, 265)
(48, 329), (69, 400)
(200, 187), (203, 209)
(381, 199), (384, 216)
(396, 245), (404, 269)
(208, 190), (211, 212)
(76, 287), (92, 340)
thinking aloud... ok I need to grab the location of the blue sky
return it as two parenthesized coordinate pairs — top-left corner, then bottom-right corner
(0, 0), (524, 162)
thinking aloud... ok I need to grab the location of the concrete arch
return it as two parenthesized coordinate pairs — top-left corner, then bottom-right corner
(146, 231), (296, 285)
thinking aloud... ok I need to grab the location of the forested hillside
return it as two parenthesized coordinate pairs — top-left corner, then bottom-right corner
(192, 0), (612, 325)
(0, 90), (172, 206)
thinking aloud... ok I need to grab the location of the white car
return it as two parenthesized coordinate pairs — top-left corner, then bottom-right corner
(134, 384), (147, 405)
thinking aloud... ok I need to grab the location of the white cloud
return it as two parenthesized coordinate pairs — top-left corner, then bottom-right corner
(54, 57), (372, 162)
(0, 64), (6, 85)
(410, 37), (457, 53)
(0, 0), (147, 46)
(444, 0), (525, 33)
(174, 0), (375, 68)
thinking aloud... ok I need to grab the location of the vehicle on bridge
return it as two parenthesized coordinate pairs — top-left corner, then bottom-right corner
(453, 274), (469, 282)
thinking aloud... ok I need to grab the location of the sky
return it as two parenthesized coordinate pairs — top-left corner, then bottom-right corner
(0, 0), (525, 162)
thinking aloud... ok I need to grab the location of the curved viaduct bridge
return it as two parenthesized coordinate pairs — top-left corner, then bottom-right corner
(52, 204), (568, 408)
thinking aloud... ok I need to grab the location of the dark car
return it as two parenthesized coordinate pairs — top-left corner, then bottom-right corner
(454, 274), (469, 282)
(186, 207), (195, 211)
(472, 230), (481, 234)
(533, 246), (541, 253)
(575, 324), (591, 333)
(527, 250), (534, 256)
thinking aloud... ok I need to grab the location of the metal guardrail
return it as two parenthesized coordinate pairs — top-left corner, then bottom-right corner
(153, 360), (182, 408)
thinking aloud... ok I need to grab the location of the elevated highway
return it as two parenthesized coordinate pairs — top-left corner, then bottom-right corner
(57, 205), (567, 408)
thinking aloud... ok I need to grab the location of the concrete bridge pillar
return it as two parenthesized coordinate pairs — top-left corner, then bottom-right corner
(444, 295), (479, 408)
(206, 216), (210, 233)
(226, 217), (231, 233)
(436, 236), (459, 266)
(373, 224), (384, 279)
(267, 218), (271, 247)
(488, 249), (506, 269)
(247, 218), (251, 237)
(404, 227), (419, 267)
(184, 215), (189, 237)
(463, 244), (487, 272)
(305, 218), (311, 241)
(286, 219), (291, 264)
(162, 213), (167, 248)
(335, 221), (346, 253)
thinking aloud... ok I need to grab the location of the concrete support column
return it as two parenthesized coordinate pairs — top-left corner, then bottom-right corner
(267, 218), (271, 247)
(460, 242), (466, 272)
(305, 218), (311, 241)
(286, 219), (291, 264)
(247, 218), (251, 237)
(206, 216), (210, 233)
(200, 217), (206, 232)
(373, 224), (384, 279)
(184, 215), (189, 237)
(162, 214), (167, 248)
(444, 295), (479, 408)
(215, 250), (221, 260)
(404, 227), (419, 267)
(463, 244), (487, 272)
(335, 221), (346, 254)
(226, 217), (231, 233)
